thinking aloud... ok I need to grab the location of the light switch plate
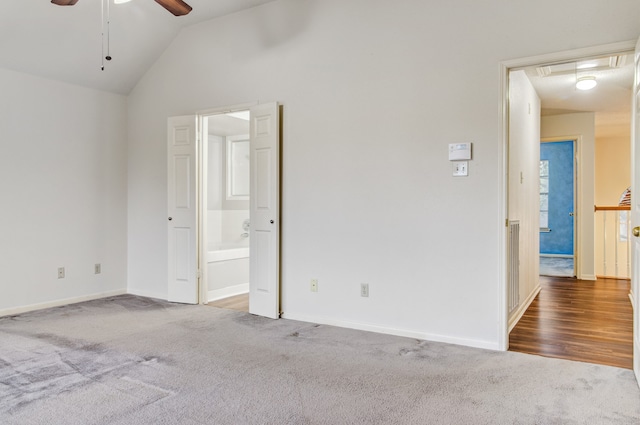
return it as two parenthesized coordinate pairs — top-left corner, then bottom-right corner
(453, 161), (468, 177)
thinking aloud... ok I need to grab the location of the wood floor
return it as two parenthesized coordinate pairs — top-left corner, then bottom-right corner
(207, 293), (249, 312)
(509, 276), (633, 369)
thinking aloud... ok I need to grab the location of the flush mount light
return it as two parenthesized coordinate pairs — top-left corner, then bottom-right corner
(576, 76), (597, 90)
(114, 0), (132, 3)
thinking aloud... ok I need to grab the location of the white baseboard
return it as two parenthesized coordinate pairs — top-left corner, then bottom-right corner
(578, 274), (597, 281)
(208, 283), (249, 303)
(281, 312), (501, 351)
(0, 289), (127, 318)
(508, 285), (541, 333)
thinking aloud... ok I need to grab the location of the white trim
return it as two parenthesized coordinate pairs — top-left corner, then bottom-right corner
(541, 136), (580, 278)
(498, 62), (509, 352)
(508, 285), (541, 332)
(199, 116), (208, 305)
(282, 312), (502, 351)
(0, 290), (127, 318)
(503, 40), (636, 70)
(629, 291), (635, 309)
(197, 102), (259, 117)
(540, 254), (574, 259)
(207, 284), (249, 303)
(580, 274), (597, 281)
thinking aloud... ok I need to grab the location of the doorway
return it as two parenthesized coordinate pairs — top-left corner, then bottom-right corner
(539, 139), (576, 278)
(166, 102), (281, 318)
(203, 111), (251, 311)
(501, 41), (635, 362)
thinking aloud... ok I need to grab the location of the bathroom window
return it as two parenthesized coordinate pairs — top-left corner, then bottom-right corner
(540, 160), (549, 231)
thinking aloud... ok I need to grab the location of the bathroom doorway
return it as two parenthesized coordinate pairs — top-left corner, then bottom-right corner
(539, 139), (576, 278)
(204, 110), (251, 310)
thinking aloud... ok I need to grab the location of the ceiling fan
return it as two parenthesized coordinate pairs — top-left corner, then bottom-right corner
(51, 0), (193, 16)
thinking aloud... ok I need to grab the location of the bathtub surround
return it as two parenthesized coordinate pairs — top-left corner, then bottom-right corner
(207, 246), (250, 301)
(1, 295), (639, 424)
(207, 210), (250, 251)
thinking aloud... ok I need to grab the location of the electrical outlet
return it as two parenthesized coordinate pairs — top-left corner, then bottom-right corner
(310, 279), (318, 292)
(58, 267), (65, 279)
(361, 283), (369, 297)
(95, 263), (101, 274)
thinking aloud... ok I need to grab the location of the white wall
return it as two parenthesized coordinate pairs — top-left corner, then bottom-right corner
(541, 113), (597, 280)
(594, 113), (631, 278)
(595, 123), (631, 206)
(127, 0), (640, 349)
(508, 70), (541, 326)
(0, 67), (128, 314)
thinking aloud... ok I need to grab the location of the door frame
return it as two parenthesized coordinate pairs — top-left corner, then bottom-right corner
(540, 137), (579, 278)
(498, 40), (637, 350)
(197, 102), (258, 305)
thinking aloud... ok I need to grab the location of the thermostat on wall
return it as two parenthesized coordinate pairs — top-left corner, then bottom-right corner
(448, 142), (472, 161)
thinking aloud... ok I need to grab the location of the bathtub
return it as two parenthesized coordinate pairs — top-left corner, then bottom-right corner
(207, 245), (250, 263)
(207, 245), (250, 302)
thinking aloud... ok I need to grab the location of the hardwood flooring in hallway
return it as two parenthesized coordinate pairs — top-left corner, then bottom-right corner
(207, 293), (249, 312)
(509, 276), (633, 369)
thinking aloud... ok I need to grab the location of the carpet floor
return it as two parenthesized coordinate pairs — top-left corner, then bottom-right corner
(1, 295), (639, 424)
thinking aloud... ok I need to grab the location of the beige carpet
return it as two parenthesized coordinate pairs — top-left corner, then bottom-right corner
(1, 295), (639, 424)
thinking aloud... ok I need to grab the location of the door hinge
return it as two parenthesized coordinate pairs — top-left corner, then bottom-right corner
(506, 219), (509, 227)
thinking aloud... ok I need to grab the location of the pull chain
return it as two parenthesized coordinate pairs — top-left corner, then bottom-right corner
(101, 0), (112, 71)
(101, 0), (104, 70)
(106, 0), (112, 62)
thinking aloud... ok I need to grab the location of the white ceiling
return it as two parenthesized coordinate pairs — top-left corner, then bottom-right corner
(524, 53), (634, 139)
(0, 0), (277, 94)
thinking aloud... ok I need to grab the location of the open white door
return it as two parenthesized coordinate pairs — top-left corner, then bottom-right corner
(632, 36), (640, 383)
(249, 103), (280, 318)
(167, 115), (199, 304)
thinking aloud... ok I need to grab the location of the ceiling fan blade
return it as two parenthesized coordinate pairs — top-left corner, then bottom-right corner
(51, 0), (79, 5)
(155, 0), (192, 16)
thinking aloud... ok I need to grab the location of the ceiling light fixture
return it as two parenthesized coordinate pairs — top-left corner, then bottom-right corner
(576, 76), (597, 91)
(114, 0), (132, 3)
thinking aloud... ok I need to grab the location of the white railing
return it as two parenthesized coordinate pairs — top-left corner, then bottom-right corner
(594, 205), (631, 279)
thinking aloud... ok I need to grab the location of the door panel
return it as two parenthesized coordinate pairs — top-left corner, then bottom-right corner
(249, 103), (280, 319)
(168, 116), (199, 304)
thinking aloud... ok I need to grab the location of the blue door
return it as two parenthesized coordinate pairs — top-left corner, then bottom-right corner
(540, 141), (574, 256)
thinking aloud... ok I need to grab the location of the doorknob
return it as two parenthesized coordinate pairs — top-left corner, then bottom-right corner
(634, 227), (640, 237)
(168, 217), (173, 221)
(569, 212), (575, 217)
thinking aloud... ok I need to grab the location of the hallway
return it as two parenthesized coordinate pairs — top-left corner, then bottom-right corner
(509, 276), (633, 369)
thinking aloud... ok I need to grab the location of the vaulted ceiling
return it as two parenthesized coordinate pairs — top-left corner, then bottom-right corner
(0, 0), (277, 94)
